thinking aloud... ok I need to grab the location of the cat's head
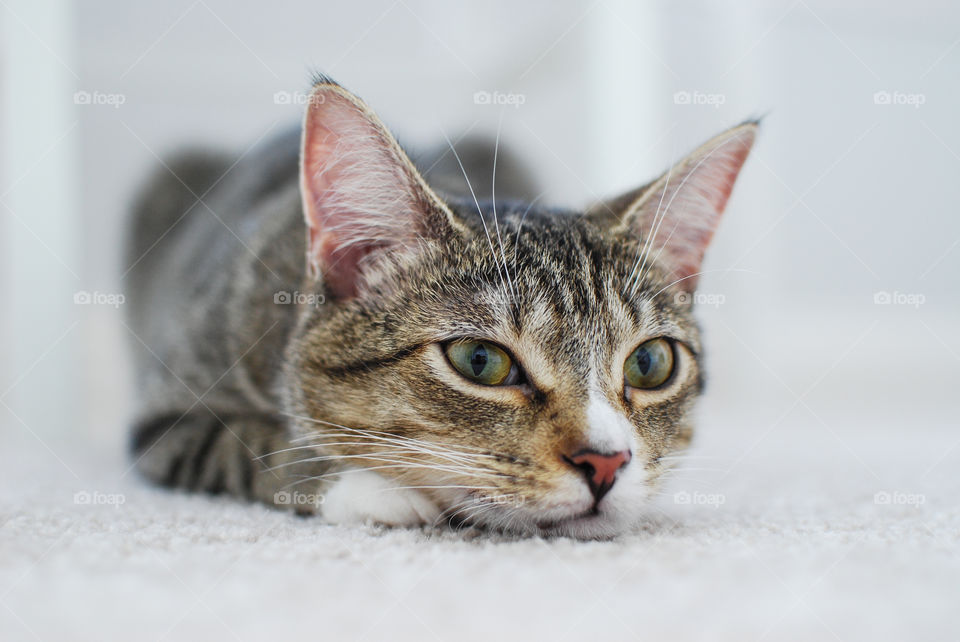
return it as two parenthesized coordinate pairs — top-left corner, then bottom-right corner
(285, 79), (755, 538)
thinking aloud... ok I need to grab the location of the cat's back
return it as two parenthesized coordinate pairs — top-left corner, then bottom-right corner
(125, 127), (302, 283)
(124, 129), (307, 407)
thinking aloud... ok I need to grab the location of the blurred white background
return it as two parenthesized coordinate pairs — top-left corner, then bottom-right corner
(2, 0), (958, 481)
(3, 4), (960, 641)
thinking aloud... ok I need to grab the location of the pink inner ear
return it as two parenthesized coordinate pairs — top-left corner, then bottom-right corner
(312, 230), (379, 299)
(300, 86), (427, 299)
(302, 112), (376, 299)
(692, 140), (752, 216)
(636, 127), (756, 290)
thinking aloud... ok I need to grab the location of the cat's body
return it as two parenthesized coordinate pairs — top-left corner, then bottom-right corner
(126, 78), (755, 538)
(127, 130), (307, 504)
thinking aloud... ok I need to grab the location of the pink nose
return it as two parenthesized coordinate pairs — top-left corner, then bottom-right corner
(564, 449), (632, 503)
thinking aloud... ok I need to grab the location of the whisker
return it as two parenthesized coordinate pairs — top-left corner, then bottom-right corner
(307, 432), (490, 465)
(633, 132), (754, 296)
(433, 497), (478, 528)
(511, 190), (546, 289)
(459, 502), (505, 531)
(625, 160), (673, 296)
(448, 500), (499, 530)
(254, 444), (323, 461)
(258, 437), (483, 464)
(282, 412), (497, 463)
(283, 411), (493, 454)
(491, 110), (518, 306)
(631, 154), (706, 298)
(302, 434), (486, 467)
(646, 268), (758, 300)
(657, 454), (725, 460)
(267, 453), (499, 478)
(267, 451), (496, 476)
(436, 490), (508, 528)
(439, 128), (512, 302)
(281, 462), (494, 490)
(377, 484), (499, 493)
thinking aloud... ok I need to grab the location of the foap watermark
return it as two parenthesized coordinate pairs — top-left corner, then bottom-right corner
(874, 490), (925, 508)
(873, 290), (925, 309)
(274, 291), (325, 307)
(673, 490), (726, 508)
(873, 90), (926, 108)
(673, 90), (726, 109)
(74, 290), (125, 308)
(674, 291), (726, 308)
(73, 90), (126, 108)
(472, 492), (526, 508)
(273, 90), (326, 107)
(473, 90), (526, 109)
(74, 490), (126, 508)
(274, 490), (325, 507)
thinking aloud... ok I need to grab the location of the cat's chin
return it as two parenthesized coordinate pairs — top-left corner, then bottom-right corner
(471, 507), (639, 540)
(538, 514), (634, 540)
(455, 493), (648, 540)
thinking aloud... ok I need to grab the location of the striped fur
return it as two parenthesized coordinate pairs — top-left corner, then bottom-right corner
(125, 78), (755, 538)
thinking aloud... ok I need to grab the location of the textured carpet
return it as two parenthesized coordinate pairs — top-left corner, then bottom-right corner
(1, 410), (957, 642)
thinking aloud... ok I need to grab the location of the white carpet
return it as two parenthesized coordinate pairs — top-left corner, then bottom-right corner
(2, 409), (958, 642)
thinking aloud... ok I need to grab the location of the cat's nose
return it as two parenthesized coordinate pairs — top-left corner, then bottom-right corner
(563, 448), (632, 503)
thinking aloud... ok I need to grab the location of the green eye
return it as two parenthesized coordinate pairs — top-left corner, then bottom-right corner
(445, 340), (516, 386)
(624, 338), (675, 389)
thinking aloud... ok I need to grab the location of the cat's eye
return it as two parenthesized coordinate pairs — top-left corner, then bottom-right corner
(445, 340), (518, 386)
(624, 338), (675, 389)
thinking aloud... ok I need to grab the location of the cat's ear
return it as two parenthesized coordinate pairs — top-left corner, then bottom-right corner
(598, 121), (757, 291)
(299, 79), (464, 299)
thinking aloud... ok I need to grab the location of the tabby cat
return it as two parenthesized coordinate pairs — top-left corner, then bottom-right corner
(126, 76), (756, 539)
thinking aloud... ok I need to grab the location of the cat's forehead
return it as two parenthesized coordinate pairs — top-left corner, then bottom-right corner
(440, 204), (700, 353)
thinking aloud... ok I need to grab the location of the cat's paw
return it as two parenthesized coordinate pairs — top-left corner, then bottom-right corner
(321, 470), (440, 527)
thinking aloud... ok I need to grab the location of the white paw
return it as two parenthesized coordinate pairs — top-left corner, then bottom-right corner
(321, 470), (440, 527)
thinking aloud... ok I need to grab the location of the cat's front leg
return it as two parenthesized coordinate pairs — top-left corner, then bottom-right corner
(131, 411), (439, 524)
(321, 470), (441, 527)
(131, 411), (329, 514)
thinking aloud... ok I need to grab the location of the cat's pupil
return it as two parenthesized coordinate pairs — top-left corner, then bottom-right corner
(635, 348), (652, 375)
(470, 345), (488, 376)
